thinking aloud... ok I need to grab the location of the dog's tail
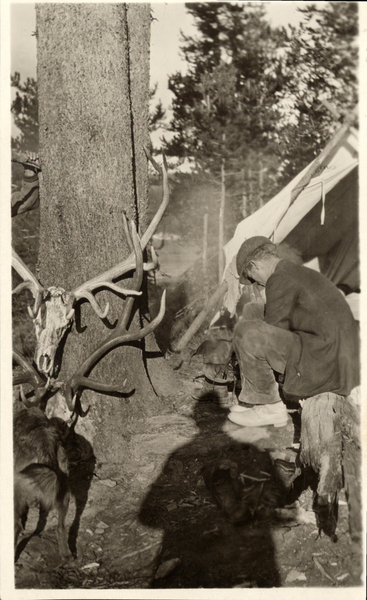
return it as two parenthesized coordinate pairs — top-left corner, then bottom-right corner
(15, 464), (68, 510)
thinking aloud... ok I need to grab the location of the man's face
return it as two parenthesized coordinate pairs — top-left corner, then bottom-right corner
(245, 259), (269, 286)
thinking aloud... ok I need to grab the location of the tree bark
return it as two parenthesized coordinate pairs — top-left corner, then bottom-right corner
(36, 3), (177, 464)
(218, 134), (225, 282)
(203, 211), (209, 300)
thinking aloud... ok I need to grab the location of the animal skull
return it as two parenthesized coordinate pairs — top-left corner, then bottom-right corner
(33, 287), (75, 376)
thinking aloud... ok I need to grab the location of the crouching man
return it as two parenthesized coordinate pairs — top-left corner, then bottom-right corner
(229, 236), (360, 428)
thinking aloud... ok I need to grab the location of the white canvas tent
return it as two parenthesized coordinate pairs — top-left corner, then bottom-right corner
(222, 127), (359, 317)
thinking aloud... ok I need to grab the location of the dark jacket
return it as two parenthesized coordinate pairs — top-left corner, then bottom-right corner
(265, 259), (359, 397)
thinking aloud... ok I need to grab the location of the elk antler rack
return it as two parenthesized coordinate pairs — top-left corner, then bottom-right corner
(64, 220), (166, 411)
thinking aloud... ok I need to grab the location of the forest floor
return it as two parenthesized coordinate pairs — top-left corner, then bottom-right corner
(14, 352), (363, 591)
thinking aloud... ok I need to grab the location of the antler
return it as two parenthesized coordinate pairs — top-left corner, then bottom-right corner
(12, 350), (51, 407)
(67, 152), (169, 320)
(12, 249), (44, 319)
(64, 220), (166, 411)
(11, 152), (169, 380)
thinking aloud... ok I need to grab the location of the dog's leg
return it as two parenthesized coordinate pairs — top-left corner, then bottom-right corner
(21, 506), (29, 529)
(34, 506), (48, 535)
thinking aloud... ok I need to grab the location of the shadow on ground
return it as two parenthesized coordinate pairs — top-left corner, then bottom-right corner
(138, 399), (286, 588)
(14, 388), (363, 590)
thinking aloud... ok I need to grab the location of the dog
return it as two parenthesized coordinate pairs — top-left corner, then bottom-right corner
(13, 407), (72, 559)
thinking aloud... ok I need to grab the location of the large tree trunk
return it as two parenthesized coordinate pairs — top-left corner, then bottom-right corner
(36, 3), (177, 465)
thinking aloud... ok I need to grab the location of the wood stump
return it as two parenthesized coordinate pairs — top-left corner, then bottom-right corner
(299, 389), (361, 541)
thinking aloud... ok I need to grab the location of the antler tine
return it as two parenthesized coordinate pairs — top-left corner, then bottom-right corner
(13, 350), (44, 387)
(69, 282), (141, 322)
(13, 350), (50, 405)
(64, 222), (166, 411)
(69, 153), (169, 320)
(144, 245), (159, 272)
(68, 221), (142, 320)
(12, 249), (44, 318)
(140, 151), (169, 248)
(64, 290), (166, 411)
(89, 215), (142, 319)
(143, 145), (162, 175)
(117, 219), (144, 332)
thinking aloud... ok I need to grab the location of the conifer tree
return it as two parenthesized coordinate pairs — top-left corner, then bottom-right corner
(165, 2), (289, 240)
(273, 2), (358, 182)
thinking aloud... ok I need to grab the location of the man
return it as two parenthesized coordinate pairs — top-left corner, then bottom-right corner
(11, 153), (40, 217)
(229, 236), (360, 428)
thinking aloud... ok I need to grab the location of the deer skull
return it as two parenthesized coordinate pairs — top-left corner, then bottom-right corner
(33, 287), (75, 376)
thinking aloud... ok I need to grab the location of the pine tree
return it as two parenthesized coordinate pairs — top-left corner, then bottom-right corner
(11, 72), (39, 153)
(164, 2), (289, 244)
(164, 2), (358, 242)
(274, 2), (358, 182)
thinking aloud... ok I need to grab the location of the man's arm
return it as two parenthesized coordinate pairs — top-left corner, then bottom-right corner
(264, 272), (299, 330)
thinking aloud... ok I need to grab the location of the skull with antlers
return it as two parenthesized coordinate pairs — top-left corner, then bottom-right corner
(13, 219), (166, 413)
(12, 151), (169, 388)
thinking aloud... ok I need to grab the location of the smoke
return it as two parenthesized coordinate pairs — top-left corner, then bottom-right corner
(277, 242), (303, 264)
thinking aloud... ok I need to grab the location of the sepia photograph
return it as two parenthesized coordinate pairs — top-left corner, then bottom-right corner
(1, 1), (365, 596)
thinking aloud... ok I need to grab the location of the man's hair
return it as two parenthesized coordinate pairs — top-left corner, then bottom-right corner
(245, 242), (278, 269)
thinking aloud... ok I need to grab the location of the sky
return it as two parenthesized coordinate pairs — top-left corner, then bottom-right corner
(9, 2), (309, 143)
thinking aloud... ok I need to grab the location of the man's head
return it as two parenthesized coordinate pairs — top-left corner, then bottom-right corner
(236, 236), (279, 286)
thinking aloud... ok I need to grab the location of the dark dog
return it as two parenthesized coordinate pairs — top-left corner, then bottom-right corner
(13, 407), (72, 559)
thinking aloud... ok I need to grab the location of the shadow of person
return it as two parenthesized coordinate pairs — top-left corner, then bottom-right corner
(138, 397), (293, 589)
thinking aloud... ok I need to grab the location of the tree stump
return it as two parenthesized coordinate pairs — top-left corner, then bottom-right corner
(334, 389), (362, 542)
(299, 389), (361, 541)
